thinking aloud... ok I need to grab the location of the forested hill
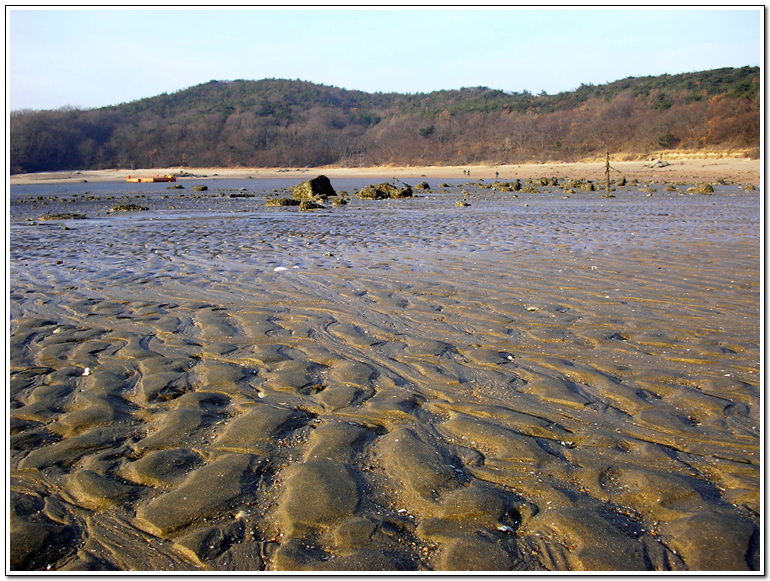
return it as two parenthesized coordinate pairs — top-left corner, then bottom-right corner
(9, 66), (760, 173)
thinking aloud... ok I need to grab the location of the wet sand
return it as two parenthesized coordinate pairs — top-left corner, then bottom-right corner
(8, 174), (761, 571)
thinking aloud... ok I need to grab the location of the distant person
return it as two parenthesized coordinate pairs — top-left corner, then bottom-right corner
(495, 171), (499, 179)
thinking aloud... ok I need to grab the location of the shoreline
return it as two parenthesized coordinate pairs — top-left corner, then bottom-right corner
(8, 157), (761, 186)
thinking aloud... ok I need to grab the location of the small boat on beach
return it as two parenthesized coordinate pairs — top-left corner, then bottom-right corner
(126, 174), (177, 183)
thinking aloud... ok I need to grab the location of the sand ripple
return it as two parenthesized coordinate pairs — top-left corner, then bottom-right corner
(9, 181), (760, 571)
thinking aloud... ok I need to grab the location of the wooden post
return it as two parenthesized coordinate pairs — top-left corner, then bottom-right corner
(605, 151), (611, 193)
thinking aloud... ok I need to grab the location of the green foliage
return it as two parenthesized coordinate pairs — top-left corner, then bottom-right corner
(657, 132), (677, 148)
(419, 125), (435, 138)
(653, 93), (673, 110)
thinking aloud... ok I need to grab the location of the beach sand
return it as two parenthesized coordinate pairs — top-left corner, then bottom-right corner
(8, 156), (761, 186)
(8, 168), (761, 571)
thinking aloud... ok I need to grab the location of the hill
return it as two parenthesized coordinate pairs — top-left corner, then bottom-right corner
(9, 66), (760, 174)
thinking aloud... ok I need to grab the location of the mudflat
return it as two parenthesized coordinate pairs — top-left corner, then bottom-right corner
(8, 172), (761, 571)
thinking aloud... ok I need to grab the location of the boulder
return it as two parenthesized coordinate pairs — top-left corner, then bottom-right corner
(291, 175), (336, 201)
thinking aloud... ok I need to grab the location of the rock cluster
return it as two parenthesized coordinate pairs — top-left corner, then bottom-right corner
(357, 182), (413, 200)
(111, 204), (149, 212)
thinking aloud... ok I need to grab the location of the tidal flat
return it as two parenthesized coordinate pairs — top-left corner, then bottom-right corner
(8, 177), (761, 571)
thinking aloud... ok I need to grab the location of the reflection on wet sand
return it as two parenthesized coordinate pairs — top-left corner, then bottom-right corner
(9, 179), (760, 571)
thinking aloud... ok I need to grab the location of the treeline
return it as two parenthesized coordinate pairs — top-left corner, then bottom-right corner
(9, 66), (760, 173)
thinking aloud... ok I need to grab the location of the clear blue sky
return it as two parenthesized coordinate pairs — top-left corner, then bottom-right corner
(8, 7), (762, 111)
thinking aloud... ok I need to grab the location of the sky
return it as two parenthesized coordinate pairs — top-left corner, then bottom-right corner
(7, 7), (763, 111)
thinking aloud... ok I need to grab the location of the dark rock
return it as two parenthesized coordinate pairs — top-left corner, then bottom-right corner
(291, 175), (336, 201)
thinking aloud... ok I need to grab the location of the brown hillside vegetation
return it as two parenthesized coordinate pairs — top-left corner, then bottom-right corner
(9, 66), (760, 174)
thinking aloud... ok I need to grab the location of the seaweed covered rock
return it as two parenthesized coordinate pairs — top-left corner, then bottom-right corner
(265, 197), (300, 207)
(414, 182), (431, 191)
(687, 182), (715, 194)
(299, 200), (324, 212)
(492, 180), (521, 192)
(357, 182), (412, 200)
(291, 175), (336, 201)
(111, 204), (148, 212)
(357, 185), (388, 200)
(563, 178), (595, 191)
(388, 185), (413, 199)
(192, 185), (208, 192)
(38, 213), (87, 221)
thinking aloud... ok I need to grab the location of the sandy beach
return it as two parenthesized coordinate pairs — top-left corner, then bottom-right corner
(9, 167), (761, 571)
(8, 156), (762, 186)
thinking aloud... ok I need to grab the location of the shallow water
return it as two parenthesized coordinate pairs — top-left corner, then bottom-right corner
(9, 178), (761, 571)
